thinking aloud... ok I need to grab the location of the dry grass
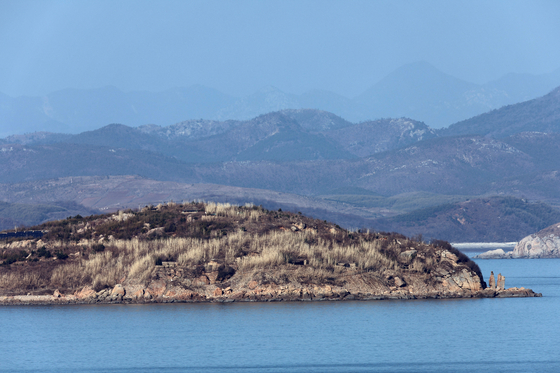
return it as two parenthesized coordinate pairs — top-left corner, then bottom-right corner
(10, 227), (404, 291)
(205, 202), (264, 221)
(1, 202), (439, 293)
(0, 272), (41, 291)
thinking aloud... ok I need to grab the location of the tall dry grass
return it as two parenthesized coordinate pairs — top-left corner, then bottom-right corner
(31, 226), (402, 291)
(205, 202), (264, 221)
(2, 203), (414, 292)
(0, 272), (41, 291)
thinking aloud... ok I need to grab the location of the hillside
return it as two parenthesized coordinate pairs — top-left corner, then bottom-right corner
(2, 176), (558, 243)
(0, 143), (198, 184)
(0, 176), (385, 230)
(189, 135), (539, 197)
(503, 132), (560, 170)
(325, 118), (437, 157)
(442, 86), (560, 138)
(0, 202), (539, 304)
(370, 197), (560, 242)
(0, 201), (98, 231)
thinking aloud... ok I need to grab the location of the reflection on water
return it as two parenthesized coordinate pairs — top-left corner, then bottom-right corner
(1, 257), (559, 373)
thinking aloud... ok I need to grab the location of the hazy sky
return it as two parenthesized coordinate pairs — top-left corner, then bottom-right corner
(1, 0), (560, 98)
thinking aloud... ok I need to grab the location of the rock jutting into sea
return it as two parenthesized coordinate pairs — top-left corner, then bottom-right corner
(474, 249), (513, 259)
(0, 202), (541, 305)
(475, 222), (560, 259)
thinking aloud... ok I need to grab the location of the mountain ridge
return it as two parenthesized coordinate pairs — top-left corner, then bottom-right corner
(3, 62), (560, 136)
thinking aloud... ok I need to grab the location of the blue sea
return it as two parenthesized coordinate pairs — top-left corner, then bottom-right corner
(1, 253), (560, 373)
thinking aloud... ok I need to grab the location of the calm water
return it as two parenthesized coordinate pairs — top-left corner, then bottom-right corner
(1, 256), (560, 373)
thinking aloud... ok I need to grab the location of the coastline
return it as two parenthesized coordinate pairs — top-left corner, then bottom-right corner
(0, 285), (541, 306)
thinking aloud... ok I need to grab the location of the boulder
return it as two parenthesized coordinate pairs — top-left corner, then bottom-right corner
(213, 288), (223, 297)
(194, 276), (210, 286)
(449, 268), (482, 292)
(399, 250), (417, 262)
(165, 288), (195, 300)
(96, 288), (111, 300)
(248, 280), (258, 290)
(295, 222), (306, 230)
(75, 286), (96, 299)
(132, 289), (145, 300)
(394, 277), (406, 287)
(441, 250), (459, 262)
(206, 272), (219, 284)
(111, 284), (126, 296)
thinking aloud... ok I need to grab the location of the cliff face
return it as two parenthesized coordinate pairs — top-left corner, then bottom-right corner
(0, 202), (540, 304)
(513, 222), (560, 258)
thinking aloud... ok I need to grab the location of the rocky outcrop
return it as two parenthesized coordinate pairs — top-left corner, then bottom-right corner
(497, 273), (505, 290)
(489, 272), (495, 289)
(513, 222), (560, 258)
(474, 249), (513, 259)
(475, 222), (560, 259)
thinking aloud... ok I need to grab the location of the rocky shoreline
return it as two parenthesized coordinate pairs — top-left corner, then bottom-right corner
(0, 273), (542, 306)
(0, 288), (542, 306)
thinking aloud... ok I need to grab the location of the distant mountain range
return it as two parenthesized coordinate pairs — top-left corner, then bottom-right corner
(2, 82), (560, 241)
(2, 87), (559, 198)
(2, 62), (560, 137)
(2, 109), (435, 164)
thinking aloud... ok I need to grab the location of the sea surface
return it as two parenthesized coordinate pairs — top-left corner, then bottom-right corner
(1, 251), (560, 373)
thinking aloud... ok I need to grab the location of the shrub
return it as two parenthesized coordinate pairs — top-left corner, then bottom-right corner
(217, 264), (235, 281)
(55, 251), (69, 260)
(164, 222), (176, 233)
(37, 247), (52, 258)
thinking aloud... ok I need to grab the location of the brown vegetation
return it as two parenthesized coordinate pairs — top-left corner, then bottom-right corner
(0, 202), (486, 300)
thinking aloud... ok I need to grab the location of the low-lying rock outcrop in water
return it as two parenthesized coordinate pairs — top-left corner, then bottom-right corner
(0, 202), (540, 305)
(476, 222), (560, 259)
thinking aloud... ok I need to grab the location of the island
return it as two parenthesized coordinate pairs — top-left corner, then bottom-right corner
(1, 202), (540, 305)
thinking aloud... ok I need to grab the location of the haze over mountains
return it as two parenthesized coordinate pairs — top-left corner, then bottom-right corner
(2, 62), (560, 137)
(2, 83), (560, 241)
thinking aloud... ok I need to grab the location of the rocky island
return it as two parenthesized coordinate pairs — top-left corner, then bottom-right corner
(0, 202), (540, 305)
(475, 222), (560, 259)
